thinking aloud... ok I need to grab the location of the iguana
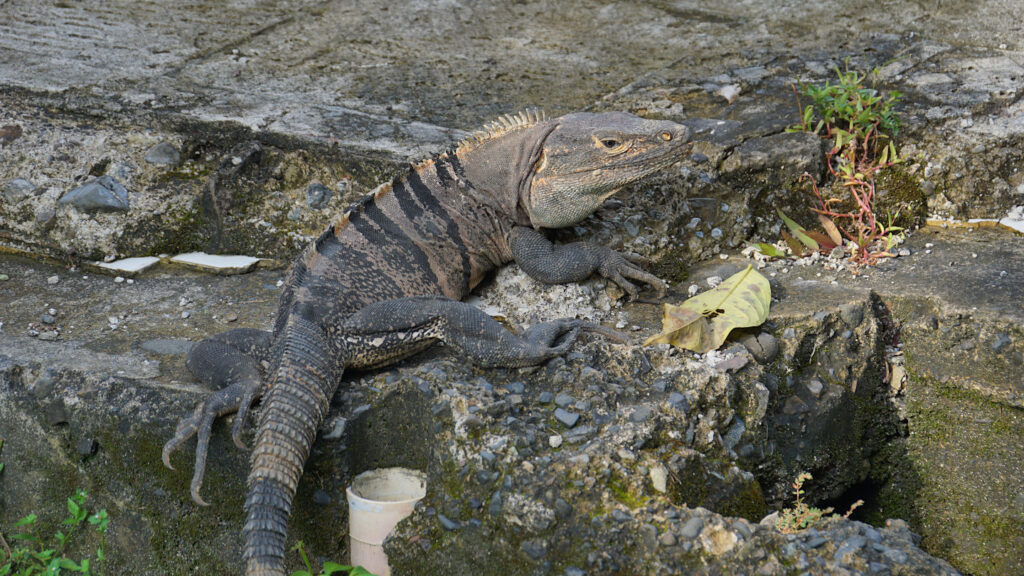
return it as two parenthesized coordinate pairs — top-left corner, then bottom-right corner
(162, 110), (691, 576)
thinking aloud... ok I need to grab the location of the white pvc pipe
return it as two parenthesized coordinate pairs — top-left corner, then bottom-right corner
(347, 467), (427, 576)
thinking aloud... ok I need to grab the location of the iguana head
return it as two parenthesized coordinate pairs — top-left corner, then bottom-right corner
(524, 112), (691, 229)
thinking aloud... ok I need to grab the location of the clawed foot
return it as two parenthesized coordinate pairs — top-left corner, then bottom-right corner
(598, 249), (667, 299)
(162, 382), (259, 505)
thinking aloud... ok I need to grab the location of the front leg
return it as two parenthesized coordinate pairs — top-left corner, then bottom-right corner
(341, 296), (618, 369)
(509, 226), (667, 298)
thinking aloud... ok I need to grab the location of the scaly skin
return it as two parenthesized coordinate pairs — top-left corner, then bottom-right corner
(162, 110), (691, 575)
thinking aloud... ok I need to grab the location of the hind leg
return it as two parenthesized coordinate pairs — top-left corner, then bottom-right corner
(162, 328), (271, 505)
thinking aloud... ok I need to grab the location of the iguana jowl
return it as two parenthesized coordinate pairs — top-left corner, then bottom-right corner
(162, 111), (691, 576)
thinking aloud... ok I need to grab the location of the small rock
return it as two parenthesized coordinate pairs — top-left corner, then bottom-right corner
(679, 517), (704, 539)
(554, 408), (580, 428)
(830, 246), (846, 259)
(41, 313), (57, 325)
(59, 175), (130, 213)
(650, 464), (668, 493)
(806, 536), (827, 548)
(839, 303), (864, 328)
(312, 490), (332, 506)
(806, 379), (824, 397)
(992, 333), (1012, 353)
(306, 182), (333, 209)
(520, 539), (547, 560)
(668, 392), (689, 413)
(659, 531), (677, 546)
(181, 311), (191, 319)
(3, 178), (35, 203)
(706, 275), (723, 288)
(0, 274), (8, 281)
(738, 332), (779, 364)
(504, 381), (526, 394)
(538, 391), (554, 403)
(611, 509), (632, 522)
(898, 248), (912, 257)
(548, 434), (563, 448)
(38, 331), (59, 341)
(437, 514), (461, 531)
(628, 404), (654, 423)
(47, 275), (60, 285)
(144, 142), (182, 166)
(76, 438), (98, 457)
(554, 393), (575, 408)
(564, 568), (586, 576)
(226, 313), (239, 323)
(717, 84), (741, 103)
(114, 276), (125, 283)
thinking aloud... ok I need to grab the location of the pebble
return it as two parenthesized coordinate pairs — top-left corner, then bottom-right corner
(114, 276), (125, 283)
(41, 313), (56, 325)
(520, 539), (547, 560)
(144, 142), (182, 165)
(76, 438), (98, 457)
(3, 178), (35, 202)
(38, 331), (59, 341)
(306, 182), (333, 209)
(504, 381), (525, 394)
(659, 531), (677, 546)
(992, 333), (1011, 353)
(312, 490), (332, 505)
(58, 175), (130, 213)
(628, 404), (654, 423)
(549, 434), (563, 448)
(47, 275), (59, 284)
(0, 274), (8, 281)
(181, 311), (191, 319)
(554, 408), (580, 428)
(538, 391), (554, 404)
(554, 393), (575, 408)
(679, 517), (704, 539)
(738, 332), (779, 364)
(437, 514), (461, 531)
(806, 379), (824, 397)
(611, 509), (632, 522)
(839, 303), (864, 328)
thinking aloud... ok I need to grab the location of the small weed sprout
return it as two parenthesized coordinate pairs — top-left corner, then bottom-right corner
(776, 472), (864, 534)
(779, 60), (906, 266)
(290, 541), (376, 576)
(0, 487), (109, 576)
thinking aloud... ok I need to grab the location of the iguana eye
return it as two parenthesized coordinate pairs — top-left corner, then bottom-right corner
(660, 131), (673, 141)
(600, 138), (621, 149)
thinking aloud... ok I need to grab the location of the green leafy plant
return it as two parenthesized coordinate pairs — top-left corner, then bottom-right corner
(290, 541), (375, 576)
(776, 472), (863, 534)
(0, 489), (109, 576)
(785, 61), (906, 265)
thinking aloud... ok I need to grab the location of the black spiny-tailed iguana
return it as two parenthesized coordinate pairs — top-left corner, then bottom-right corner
(162, 110), (691, 576)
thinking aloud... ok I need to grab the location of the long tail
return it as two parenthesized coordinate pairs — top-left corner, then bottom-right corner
(243, 310), (342, 576)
